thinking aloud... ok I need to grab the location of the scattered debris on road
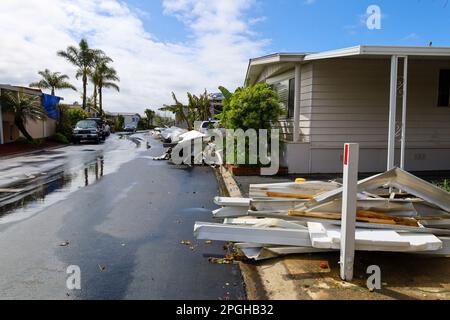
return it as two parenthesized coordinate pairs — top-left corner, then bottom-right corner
(194, 168), (450, 261)
(59, 240), (70, 247)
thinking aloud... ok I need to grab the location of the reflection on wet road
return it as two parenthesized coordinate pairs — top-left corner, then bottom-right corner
(0, 133), (149, 224)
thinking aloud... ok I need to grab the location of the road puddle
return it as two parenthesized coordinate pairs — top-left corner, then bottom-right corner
(0, 134), (150, 225)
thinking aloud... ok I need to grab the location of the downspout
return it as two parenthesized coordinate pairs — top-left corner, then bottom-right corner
(0, 98), (4, 145)
(400, 56), (409, 170)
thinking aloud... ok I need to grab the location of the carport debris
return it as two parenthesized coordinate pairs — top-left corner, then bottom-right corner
(194, 167), (450, 261)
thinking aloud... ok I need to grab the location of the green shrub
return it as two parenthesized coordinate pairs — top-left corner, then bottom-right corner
(436, 179), (450, 192)
(15, 137), (43, 145)
(216, 84), (285, 166)
(51, 133), (70, 144)
(217, 84), (285, 130)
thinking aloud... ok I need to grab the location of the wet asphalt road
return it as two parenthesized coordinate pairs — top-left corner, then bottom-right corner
(0, 134), (245, 300)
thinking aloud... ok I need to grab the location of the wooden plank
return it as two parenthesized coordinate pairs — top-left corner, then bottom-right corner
(0, 188), (25, 193)
(266, 192), (315, 199)
(288, 210), (419, 227)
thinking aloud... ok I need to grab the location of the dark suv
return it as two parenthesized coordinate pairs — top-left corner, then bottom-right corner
(86, 118), (107, 140)
(72, 120), (102, 144)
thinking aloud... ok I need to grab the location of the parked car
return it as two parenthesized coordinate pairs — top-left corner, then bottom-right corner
(86, 117), (107, 140)
(199, 120), (225, 135)
(72, 120), (102, 144)
(123, 123), (137, 132)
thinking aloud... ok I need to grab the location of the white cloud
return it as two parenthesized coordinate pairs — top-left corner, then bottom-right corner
(0, 0), (267, 114)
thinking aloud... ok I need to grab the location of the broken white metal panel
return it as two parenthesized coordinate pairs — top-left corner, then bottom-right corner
(214, 197), (251, 207)
(194, 222), (312, 246)
(250, 198), (308, 211)
(308, 168), (450, 213)
(224, 217), (307, 230)
(308, 222), (442, 252)
(212, 207), (249, 218)
(249, 181), (341, 198)
(419, 219), (450, 229)
(236, 245), (334, 261)
(247, 210), (450, 236)
(304, 198), (418, 217)
(415, 237), (450, 256)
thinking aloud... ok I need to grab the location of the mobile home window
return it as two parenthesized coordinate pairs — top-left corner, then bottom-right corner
(288, 78), (295, 118)
(438, 69), (450, 107)
(271, 78), (295, 118)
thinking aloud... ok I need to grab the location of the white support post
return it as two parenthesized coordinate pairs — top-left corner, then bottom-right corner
(293, 64), (301, 143)
(400, 56), (408, 169)
(340, 143), (359, 281)
(387, 55), (399, 170)
(0, 102), (4, 145)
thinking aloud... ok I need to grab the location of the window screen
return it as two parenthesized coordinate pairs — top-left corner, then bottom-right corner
(438, 69), (450, 107)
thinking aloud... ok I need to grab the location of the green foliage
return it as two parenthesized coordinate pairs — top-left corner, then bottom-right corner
(58, 39), (110, 111)
(137, 118), (148, 130)
(160, 91), (211, 130)
(154, 113), (174, 127)
(218, 84), (284, 130)
(437, 179), (450, 192)
(29, 69), (76, 96)
(1, 91), (47, 141)
(115, 115), (125, 130)
(67, 108), (88, 126)
(15, 137), (43, 145)
(218, 86), (232, 104)
(51, 133), (70, 144)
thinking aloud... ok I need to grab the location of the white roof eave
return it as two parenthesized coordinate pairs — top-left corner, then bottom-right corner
(304, 45), (450, 61)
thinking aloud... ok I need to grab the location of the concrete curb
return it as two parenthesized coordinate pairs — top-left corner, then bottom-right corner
(213, 165), (267, 300)
(0, 144), (68, 160)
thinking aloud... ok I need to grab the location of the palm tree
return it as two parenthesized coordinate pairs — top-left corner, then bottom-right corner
(1, 91), (47, 141)
(144, 109), (156, 127)
(57, 39), (106, 111)
(29, 69), (77, 96)
(160, 92), (190, 129)
(94, 62), (119, 113)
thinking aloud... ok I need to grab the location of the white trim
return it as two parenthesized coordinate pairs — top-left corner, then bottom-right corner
(293, 64), (302, 143)
(0, 102), (3, 145)
(303, 45), (450, 61)
(304, 46), (362, 61)
(400, 56), (409, 169)
(387, 55), (399, 170)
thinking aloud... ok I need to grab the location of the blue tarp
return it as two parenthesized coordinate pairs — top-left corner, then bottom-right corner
(42, 93), (61, 120)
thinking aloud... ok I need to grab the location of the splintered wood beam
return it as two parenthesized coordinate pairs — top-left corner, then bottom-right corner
(288, 210), (419, 227)
(266, 192), (315, 199)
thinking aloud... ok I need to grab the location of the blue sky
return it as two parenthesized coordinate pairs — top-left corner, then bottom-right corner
(127, 0), (450, 53)
(0, 0), (449, 113)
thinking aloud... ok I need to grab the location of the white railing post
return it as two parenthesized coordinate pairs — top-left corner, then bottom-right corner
(293, 64), (301, 142)
(387, 55), (398, 170)
(340, 143), (359, 281)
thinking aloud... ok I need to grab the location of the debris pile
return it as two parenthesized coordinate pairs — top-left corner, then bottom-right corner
(194, 168), (450, 260)
(150, 127), (219, 165)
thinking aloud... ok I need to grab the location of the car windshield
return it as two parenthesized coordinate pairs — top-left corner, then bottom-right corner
(76, 120), (97, 129)
(201, 122), (217, 128)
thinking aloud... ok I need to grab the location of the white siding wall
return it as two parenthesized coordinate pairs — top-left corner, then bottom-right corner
(309, 58), (450, 148)
(265, 64), (313, 142)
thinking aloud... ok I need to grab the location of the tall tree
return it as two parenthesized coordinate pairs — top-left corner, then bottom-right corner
(57, 39), (106, 111)
(160, 92), (190, 129)
(29, 69), (77, 96)
(144, 108), (156, 127)
(94, 62), (119, 113)
(0, 91), (47, 141)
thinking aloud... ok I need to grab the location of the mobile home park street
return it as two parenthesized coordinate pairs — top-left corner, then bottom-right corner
(0, 133), (244, 299)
